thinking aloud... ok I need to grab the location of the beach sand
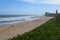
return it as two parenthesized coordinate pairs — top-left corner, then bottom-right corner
(0, 16), (52, 40)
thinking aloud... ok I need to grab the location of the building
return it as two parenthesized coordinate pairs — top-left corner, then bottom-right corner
(45, 10), (60, 16)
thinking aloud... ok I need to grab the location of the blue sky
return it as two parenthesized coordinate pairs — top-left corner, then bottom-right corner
(0, 0), (60, 16)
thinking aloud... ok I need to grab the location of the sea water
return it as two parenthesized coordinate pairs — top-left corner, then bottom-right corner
(0, 15), (39, 25)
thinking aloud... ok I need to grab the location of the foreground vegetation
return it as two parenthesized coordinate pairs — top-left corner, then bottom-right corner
(8, 16), (60, 40)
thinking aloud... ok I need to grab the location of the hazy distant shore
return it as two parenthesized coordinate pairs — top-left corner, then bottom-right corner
(0, 16), (52, 40)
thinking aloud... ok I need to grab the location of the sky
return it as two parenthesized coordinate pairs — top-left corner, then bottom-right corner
(0, 0), (60, 16)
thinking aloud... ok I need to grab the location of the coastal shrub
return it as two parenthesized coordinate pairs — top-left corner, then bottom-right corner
(8, 16), (60, 40)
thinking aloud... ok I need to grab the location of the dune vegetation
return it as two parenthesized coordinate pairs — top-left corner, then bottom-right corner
(8, 15), (60, 40)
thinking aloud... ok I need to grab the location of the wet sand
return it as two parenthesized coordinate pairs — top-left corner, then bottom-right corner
(0, 16), (52, 40)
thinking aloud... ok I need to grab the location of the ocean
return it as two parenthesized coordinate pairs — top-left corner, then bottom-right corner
(0, 15), (39, 25)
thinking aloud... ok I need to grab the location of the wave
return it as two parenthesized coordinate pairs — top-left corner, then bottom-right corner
(0, 16), (39, 25)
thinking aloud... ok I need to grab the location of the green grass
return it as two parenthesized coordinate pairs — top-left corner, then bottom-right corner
(8, 16), (60, 40)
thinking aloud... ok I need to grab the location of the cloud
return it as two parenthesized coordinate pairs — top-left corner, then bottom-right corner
(44, 0), (60, 4)
(17, 0), (60, 4)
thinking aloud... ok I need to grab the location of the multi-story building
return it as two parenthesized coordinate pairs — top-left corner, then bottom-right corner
(45, 10), (60, 16)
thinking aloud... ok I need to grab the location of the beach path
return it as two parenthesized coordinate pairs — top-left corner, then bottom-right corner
(0, 16), (52, 40)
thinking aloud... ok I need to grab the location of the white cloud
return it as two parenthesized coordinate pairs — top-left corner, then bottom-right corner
(44, 0), (60, 4)
(17, 0), (60, 4)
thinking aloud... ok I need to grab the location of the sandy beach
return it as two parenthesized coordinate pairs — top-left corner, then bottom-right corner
(0, 16), (52, 40)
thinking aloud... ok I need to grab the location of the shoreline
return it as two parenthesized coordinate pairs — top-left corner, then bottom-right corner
(0, 16), (52, 40)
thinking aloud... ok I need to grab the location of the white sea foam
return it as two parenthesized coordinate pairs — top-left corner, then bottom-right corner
(0, 16), (39, 25)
